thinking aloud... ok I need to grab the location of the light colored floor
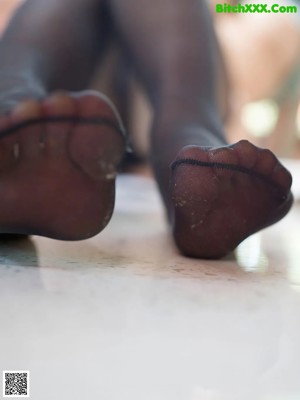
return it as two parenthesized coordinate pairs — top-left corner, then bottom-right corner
(0, 165), (300, 400)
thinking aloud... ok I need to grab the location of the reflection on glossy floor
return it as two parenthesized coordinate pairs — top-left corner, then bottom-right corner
(0, 168), (300, 400)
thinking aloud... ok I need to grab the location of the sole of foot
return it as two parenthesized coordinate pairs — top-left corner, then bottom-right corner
(170, 140), (293, 259)
(0, 90), (126, 240)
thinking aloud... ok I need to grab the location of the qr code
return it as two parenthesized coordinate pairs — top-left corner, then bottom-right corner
(3, 371), (30, 398)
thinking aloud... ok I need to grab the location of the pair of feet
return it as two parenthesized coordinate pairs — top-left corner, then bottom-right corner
(0, 90), (293, 258)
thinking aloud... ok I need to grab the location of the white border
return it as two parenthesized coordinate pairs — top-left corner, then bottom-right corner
(3, 371), (30, 398)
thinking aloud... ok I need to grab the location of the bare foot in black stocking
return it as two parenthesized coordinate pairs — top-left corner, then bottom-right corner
(108, 0), (294, 258)
(170, 140), (293, 258)
(0, 90), (126, 239)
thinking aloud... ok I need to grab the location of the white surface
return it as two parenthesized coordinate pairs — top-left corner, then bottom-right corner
(282, 158), (300, 201)
(0, 174), (300, 400)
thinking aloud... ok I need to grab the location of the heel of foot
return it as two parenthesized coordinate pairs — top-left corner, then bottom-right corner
(170, 142), (293, 259)
(0, 90), (127, 241)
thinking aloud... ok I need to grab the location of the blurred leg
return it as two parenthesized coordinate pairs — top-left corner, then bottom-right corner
(0, 0), (127, 239)
(110, 0), (293, 258)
